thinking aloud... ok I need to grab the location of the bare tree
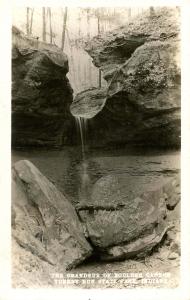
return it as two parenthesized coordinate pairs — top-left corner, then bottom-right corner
(128, 8), (131, 19)
(66, 29), (77, 90)
(97, 9), (100, 35)
(42, 7), (46, 42)
(78, 10), (81, 38)
(48, 8), (53, 43)
(26, 7), (30, 35)
(149, 6), (155, 17)
(86, 8), (90, 40)
(96, 8), (102, 88)
(29, 8), (34, 35)
(61, 7), (68, 51)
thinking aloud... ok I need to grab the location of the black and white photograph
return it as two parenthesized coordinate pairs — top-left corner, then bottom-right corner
(0, 1), (190, 300)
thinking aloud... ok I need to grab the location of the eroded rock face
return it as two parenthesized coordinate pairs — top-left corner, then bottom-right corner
(70, 87), (106, 118)
(86, 8), (180, 80)
(81, 8), (181, 148)
(12, 27), (75, 148)
(77, 174), (180, 260)
(12, 160), (92, 271)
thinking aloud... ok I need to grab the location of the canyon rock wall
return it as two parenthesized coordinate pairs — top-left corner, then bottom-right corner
(12, 27), (75, 148)
(76, 8), (180, 148)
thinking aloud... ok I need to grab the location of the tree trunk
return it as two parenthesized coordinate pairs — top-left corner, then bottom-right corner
(97, 11), (100, 35)
(26, 7), (29, 35)
(97, 9), (102, 88)
(42, 7), (46, 42)
(149, 7), (155, 17)
(48, 8), (53, 43)
(29, 8), (34, 35)
(128, 8), (131, 19)
(78, 11), (81, 38)
(66, 29), (77, 89)
(61, 7), (68, 51)
(87, 8), (90, 40)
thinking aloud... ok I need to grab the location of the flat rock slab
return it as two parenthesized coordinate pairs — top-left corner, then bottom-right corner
(12, 160), (92, 270)
(70, 87), (107, 119)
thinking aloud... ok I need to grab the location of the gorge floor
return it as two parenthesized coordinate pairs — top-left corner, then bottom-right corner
(12, 146), (180, 288)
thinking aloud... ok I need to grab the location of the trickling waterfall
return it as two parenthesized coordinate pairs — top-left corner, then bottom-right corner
(75, 116), (90, 202)
(75, 116), (87, 160)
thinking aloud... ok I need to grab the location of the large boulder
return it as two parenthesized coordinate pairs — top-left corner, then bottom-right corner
(12, 27), (75, 148)
(78, 7), (180, 148)
(12, 160), (92, 272)
(77, 174), (180, 260)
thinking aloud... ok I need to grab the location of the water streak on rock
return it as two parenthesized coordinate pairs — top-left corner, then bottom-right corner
(75, 116), (91, 202)
(75, 116), (87, 160)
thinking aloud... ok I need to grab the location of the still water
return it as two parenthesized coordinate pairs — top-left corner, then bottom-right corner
(12, 146), (180, 205)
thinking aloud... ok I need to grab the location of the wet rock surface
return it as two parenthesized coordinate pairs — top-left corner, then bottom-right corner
(12, 27), (75, 148)
(12, 160), (92, 272)
(78, 8), (181, 148)
(70, 87), (106, 118)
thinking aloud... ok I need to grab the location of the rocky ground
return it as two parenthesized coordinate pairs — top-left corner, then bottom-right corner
(12, 147), (180, 289)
